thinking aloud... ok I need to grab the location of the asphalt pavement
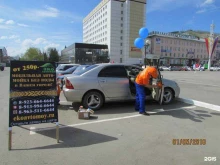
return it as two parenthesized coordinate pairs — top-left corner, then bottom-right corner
(0, 68), (220, 165)
(161, 70), (220, 106)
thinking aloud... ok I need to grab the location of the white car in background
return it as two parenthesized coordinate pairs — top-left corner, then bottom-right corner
(210, 66), (220, 71)
(160, 66), (171, 71)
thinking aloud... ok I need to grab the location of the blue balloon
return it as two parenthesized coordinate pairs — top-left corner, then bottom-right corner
(139, 27), (149, 39)
(134, 38), (144, 49)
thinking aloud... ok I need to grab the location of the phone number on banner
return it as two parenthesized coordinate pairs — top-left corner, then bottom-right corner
(17, 108), (55, 114)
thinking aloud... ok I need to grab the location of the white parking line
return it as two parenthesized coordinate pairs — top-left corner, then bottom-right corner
(29, 105), (196, 135)
(29, 127), (36, 135)
(178, 98), (220, 112)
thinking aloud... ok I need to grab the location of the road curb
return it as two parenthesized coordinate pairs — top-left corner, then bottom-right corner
(177, 97), (220, 112)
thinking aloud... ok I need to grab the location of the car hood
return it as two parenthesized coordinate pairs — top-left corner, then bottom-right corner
(162, 78), (178, 86)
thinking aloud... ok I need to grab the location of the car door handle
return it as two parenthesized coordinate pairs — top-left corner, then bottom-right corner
(99, 79), (106, 83)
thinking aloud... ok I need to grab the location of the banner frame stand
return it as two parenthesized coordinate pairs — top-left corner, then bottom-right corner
(8, 127), (12, 150)
(56, 122), (59, 143)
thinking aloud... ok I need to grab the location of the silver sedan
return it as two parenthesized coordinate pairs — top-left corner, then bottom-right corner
(63, 63), (180, 110)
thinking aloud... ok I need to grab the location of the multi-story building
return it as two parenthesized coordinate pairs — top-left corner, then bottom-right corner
(60, 43), (109, 64)
(147, 31), (220, 66)
(83, 0), (146, 64)
(0, 46), (8, 63)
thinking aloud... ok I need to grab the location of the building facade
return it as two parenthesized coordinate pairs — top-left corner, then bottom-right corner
(60, 43), (109, 64)
(147, 32), (220, 66)
(83, 0), (146, 64)
(0, 46), (8, 63)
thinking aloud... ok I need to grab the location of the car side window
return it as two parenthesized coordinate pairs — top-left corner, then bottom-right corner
(98, 66), (127, 78)
(125, 66), (142, 76)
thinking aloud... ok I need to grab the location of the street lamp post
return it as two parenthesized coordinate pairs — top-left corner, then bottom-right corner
(144, 39), (151, 68)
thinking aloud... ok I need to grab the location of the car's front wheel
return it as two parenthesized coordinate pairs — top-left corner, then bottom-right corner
(82, 91), (104, 110)
(163, 88), (174, 104)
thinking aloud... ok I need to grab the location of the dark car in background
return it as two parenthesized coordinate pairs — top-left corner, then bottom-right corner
(0, 64), (4, 71)
(170, 66), (182, 71)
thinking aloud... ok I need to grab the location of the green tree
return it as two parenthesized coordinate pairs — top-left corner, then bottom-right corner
(42, 52), (48, 61)
(48, 48), (59, 62)
(20, 47), (43, 61)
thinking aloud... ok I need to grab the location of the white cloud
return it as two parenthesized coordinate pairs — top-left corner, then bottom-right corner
(196, 9), (207, 13)
(5, 20), (15, 25)
(196, 0), (216, 13)
(17, 23), (29, 27)
(200, 0), (215, 6)
(22, 38), (49, 47)
(0, 18), (4, 23)
(15, 39), (21, 43)
(0, 35), (19, 40)
(7, 46), (26, 57)
(0, 25), (10, 29)
(7, 37), (60, 56)
(24, 6), (60, 20)
(0, 36), (8, 39)
(9, 35), (19, 39)
(44, 43), (60, 50)
(147, 0), (204, 13)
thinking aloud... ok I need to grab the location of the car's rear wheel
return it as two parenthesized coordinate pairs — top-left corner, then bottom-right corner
(82, 91), (104, 110)
(163, 88), (173, 104)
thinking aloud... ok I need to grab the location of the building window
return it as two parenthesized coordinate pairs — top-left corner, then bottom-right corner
(121, 3), (123, 7)
(121, 17), (123, 21)
(121, 23), (123, 27)
(174, 53), (175, 57)
(120, 43), (123, 46)
(120, 50), (122, 54)
(121, 30), (123, 33)
(121, 11), (123, 14)
(120, 36), (123, 40)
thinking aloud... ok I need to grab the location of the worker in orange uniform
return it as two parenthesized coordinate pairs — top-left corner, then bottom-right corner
(57, 79), (61, 105)
(135, 66), (160, 115)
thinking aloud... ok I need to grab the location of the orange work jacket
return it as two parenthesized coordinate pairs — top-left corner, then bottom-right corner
(135, 66), (158, 85)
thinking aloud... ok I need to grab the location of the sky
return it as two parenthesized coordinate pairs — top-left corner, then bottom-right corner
(0, 0), (219, 57)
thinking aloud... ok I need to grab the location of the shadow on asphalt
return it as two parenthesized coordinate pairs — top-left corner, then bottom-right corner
(210, 112), (220, 116)
(13, 126), (118, 150)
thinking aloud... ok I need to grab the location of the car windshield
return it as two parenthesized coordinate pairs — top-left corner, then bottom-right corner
(73, 65), (98, 75)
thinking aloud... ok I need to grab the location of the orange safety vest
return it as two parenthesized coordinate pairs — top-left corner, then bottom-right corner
(135, 67), (158, 85)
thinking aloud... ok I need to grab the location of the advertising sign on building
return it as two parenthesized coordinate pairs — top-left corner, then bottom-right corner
(156, 38), (161, 44)
(130, 47), (142, 52)
(9, 61), (58, 127)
